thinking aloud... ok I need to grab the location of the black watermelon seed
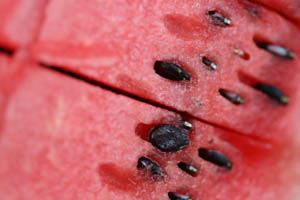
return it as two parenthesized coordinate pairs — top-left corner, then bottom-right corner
(254, 84), (289, 105)
(198, 148), (233, 170)
(149, 124), (190, 152)
(202, 56), (217, 70)
(137, 156), (166, 178)
(257, 43), (295, 59)
(208, 10), (231, 27)
(168, 192), (193, 200)
(154, 61), (191, 81)
(177, 162), (198, 176)
(219, 89), (245, 105)
(181, 120), (193, 131)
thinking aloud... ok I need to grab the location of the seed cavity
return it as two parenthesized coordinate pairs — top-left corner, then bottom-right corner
(219, 89), (245, 105)
(208, 10), (231, 27)
(149, 124), (190, 152)
(154, 61), (191, 81)
(177, 162), (198, 176)
(168, 192), (193, 200)
(181, 120), (193, 131)
(254, 84), (289, 105)
(256, 43), (295, 59)
(202, 57), (217, 70)
(233, 49), (250, 60)
(0, 46), (14, 56)
(137, 156), (166, 179)
(198, 148), (233, 170)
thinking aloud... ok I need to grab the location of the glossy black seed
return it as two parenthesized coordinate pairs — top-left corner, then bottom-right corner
(202, 56), (217, 70)
(177, 162), (198, 176)
(149, 124), (189, 152)
(208, 10), (231, 27)
(254, 84), (289, 105)
(154, 61), (191, 81)
(137, 156), (166, 178)
(168, 192), (193, 200)
(219, 89), (245, 105)
(198, 148), (233, 170)
(257, 43), (295, 59)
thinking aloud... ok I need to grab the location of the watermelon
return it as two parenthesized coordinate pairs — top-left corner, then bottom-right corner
(33, 0), (300, 141)
(0, 63), (299, 200)
(0, 0), (300, 200)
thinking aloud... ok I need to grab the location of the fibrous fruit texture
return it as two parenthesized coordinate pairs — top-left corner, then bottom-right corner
(0, 0), (300, 200)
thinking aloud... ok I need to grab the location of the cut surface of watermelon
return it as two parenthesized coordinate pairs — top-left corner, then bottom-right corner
(0, 0), (48, 50)
(0, 64), (299, 200)
(33, 0), (300, 140)
(0, 0), (300, 199)
(0, 55), (12, 132)
(254, 0), (300, 25)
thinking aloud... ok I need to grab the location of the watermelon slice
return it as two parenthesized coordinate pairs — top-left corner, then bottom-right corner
(0, 0), (300, 199)
(33, 0), (300, 141)
(0, 64), (299, 200)
(0, 0), (48, 51)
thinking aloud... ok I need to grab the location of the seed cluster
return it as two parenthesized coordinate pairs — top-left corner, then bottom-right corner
(153, 9), (294, 107)
(148, 5), (295, 199)
(137, 121), (233, 199)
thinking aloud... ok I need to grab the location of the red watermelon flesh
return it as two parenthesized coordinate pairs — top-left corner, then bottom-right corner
(0, 0), (300, 199)
(33, 0), (300, 141)
(0, 55), (12, 130)
(0, 64), (299, 200)
(253, 0), (300, 25)
(0, 0), (49, 50)
(0, 52), (27, 133)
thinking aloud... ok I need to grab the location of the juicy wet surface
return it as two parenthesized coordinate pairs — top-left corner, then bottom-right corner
(31, 0), (300, 142)
(0, 0), (300, 200)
